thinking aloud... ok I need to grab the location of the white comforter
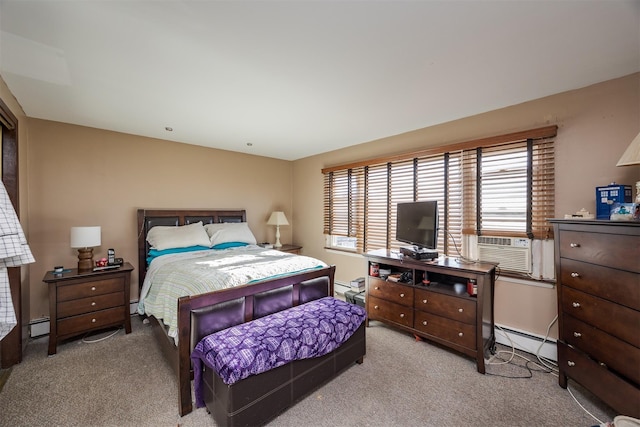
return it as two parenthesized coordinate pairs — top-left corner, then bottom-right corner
(138, 245), (327, 339)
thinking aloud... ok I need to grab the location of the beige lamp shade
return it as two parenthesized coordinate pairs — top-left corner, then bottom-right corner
(70, 226), (101, 271)
(616, 132), (640, 166)
(267, 211), (289, 247)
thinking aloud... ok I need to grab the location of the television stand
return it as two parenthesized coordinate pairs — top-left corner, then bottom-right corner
(365, 249), (496, 374)
(400, 246), (438, 260)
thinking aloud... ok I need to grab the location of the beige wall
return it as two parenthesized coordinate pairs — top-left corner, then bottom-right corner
(25, 120), (294, 318)
(293, 73), (640, 338)
(1, 73), (639, 340)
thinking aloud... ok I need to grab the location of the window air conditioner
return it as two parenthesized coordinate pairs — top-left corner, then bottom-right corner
(477, 236), (532, 274)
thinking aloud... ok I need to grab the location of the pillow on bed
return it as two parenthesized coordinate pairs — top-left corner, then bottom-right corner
(146, 221), (211, 251)
(204, 222), (257, 246)
(146, 245), (211, 264)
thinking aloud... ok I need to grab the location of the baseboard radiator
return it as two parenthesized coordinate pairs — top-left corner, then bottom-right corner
(29, 301), (140, 338)
(494, 323), (557, 362)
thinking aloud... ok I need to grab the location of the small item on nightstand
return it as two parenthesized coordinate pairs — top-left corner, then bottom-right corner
(258, 242), (274, 249)
(53, 266), (63, 273)
(96, 258), (108, 267)
(467, 279), (477, 296)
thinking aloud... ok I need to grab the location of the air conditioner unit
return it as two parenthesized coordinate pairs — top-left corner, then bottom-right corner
(477, 236), (532, 274)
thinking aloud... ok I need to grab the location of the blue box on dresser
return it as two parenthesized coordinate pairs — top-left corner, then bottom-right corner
(596, 184), (632, 219)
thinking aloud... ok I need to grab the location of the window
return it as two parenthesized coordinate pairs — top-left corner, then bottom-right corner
(323, 126), (557, 272)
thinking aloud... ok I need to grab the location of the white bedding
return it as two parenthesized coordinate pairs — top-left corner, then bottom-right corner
(138, 245), (328, 339)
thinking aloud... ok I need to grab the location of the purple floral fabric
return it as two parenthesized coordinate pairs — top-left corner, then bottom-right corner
(191, 296), (366, 408)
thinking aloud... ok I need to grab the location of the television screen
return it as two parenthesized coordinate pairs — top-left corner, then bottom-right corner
(396, 201), (439, 250)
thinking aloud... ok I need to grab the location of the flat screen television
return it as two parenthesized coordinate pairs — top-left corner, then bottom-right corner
(396, 201), (439, 250)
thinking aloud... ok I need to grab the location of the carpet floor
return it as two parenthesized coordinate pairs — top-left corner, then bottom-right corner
(0, 315), (619, 426)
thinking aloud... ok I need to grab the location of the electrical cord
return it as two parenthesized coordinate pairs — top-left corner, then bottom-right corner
(81, 327), (121, 344)
(443, 229), (502, 280)
(411, 228), (605, 423)
(487, 321), (607, 425)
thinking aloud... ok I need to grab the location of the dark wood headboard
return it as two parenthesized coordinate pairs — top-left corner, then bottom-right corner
(136, 208), (247, 290)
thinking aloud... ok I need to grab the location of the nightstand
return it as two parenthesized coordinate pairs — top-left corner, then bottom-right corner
(277, 244), (302, 254)
(42, 262), (134, 355)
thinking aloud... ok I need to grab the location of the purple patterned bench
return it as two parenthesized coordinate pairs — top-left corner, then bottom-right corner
(191, 297), (367, 426)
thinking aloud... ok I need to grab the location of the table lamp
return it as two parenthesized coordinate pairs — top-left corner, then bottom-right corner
(267, 211), (289, 248)
(70, 226), (101, 271)
(616, 132), (640, 203)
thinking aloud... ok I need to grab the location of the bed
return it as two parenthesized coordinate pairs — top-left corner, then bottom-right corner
(136, 209), (336, 416)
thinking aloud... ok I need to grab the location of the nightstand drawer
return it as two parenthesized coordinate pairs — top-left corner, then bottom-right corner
(58, 278), (124, 302)
(57, 307), (125, 337)
(57, 291), (125, 318)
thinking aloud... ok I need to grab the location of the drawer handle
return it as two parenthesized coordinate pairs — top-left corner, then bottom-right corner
(569, 243), (580, 248)
(400, 313), (405, 318)
(91, 302), (96, 306)
(374, 305), (379, 310)
(375, 286), (380, 290)
(91, 286), (96, 291)
(572, 302), (581, 308)
(573, 332), (582, 338)
(458, 308), (463, 313)
(567, 361), (575, 367)
(91, 318), (96, 323)
(399, 293), (405, 298)
(570, 272), (580, 278)
(422, 299), (428, 304)
(458, 332), (463, 337)
(422, 320), (428, 326)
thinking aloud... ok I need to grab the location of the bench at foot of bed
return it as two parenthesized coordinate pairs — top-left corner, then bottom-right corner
(204, 322), (365, 426)
(191, 296), (367, 427)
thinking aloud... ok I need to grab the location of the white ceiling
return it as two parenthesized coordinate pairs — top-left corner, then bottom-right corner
(1, 1), (639, 161)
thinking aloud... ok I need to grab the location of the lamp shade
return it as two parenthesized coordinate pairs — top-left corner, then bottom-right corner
(616, 132), (640, 166)
(267, 211), (289, 226)
(70, 226), (101, 248)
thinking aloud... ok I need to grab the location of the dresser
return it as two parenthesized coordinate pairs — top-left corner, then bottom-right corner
(364, 249), (495, 373)
(550, 220), (640, 418)
(43, 262), (134, 355)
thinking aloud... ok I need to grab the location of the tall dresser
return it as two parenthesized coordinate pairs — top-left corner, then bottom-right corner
(550, 219), (639, 418)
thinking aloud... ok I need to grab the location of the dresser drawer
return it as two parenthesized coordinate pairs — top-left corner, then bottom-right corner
(57, 278), (124, 302)
(563, 314), (640, 385)
(57, 291), (124, 319)
(367, 295), (413, 328)
(415, 288), (476, 324)
(557, 229), (639, 273)
(561, 286), (640, 348)
(368, 279), (413, 307)
(559, 258), (640, 310)
(558, 341), (640, 418)
(414, 311), (476, 350)
(57, 307), (125, 337)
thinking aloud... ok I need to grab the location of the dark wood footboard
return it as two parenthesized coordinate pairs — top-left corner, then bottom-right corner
(175, 266), (336, 416)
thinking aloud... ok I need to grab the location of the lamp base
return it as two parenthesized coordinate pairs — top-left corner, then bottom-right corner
(77, 247), (94, 272)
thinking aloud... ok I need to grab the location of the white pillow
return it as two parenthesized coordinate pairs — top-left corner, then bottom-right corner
(204, 222), (257, 247)
(146, 221), (211, 250)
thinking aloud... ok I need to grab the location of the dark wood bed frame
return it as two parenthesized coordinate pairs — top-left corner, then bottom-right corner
(136, 209), (336, 416)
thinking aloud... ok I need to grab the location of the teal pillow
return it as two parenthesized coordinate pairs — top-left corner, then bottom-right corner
(147, 245), (210, 264)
